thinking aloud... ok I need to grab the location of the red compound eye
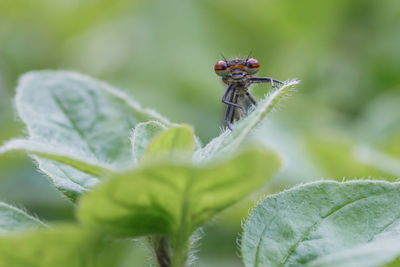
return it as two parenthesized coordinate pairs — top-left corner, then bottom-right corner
(247, 58), (260, 69)
(246, 58), (260, 74)
(214, 60), (228, 75)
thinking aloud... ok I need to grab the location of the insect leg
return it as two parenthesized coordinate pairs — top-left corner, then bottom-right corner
(224, 89), (235, 130)
(230, 108), (236, 124)
(230, 93), (239, 124)
(249, 77), (283, 88)
(222, 85), (246, 114)
(246, 91), (257, 105)
(222, 83), (233, 103)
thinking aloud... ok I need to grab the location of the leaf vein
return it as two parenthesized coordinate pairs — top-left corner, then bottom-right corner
(278, 195), (373, 266)
(51, 91), (98, 159)
(367, 211), (400, 242)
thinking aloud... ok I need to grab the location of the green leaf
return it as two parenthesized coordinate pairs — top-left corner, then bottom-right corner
(78, 147), (280, 238)
(141, 124), (195, 163)
(0, 139), (114, 176)
(194, 80), (299, 163)
(15, 71), (170, 166)
(241, 180), (400, 267)
(35, 158), (99, 202)
(2, 71), (171, 201)
(0, 202), (45, 234)
(0, 225), (106, 267)
(305, 238), (400, 267)
(131, 121), (167, 162)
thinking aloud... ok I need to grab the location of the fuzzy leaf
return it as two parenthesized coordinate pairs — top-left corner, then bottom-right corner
(241, 180), (400, 267)
(141, 124), (195, 163)
(2, 71), (171, 201)
(35, 158), (99, 202)
(78, 147), (280, 238)
(0, 202), (45, 234)
(131, 121), (167, 162)
(194, 80), (299, 163)
(0, 139), (114, 176)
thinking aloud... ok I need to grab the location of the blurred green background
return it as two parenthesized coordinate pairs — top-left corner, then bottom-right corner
(1, 0), (400, 266)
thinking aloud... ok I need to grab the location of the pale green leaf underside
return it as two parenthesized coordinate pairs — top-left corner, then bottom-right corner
(78, 148), (280, 238)
(131, 121), (167, 162)
(142, 124), (195, 163)
(6, 71), (171, 201)
(194, 80), (299, 163)
(0, 139), (114, 176)
(36, 158), (99, 202)
(0, 202), (45, 234)
(0, 225), (103, 267)
(241, 180), (400, 267)
(306, 238), (400, 267)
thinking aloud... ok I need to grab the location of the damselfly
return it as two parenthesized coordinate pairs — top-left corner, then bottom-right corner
(215, 57), (283, 130)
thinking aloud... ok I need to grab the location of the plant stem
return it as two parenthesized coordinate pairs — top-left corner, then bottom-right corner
(171, 195), (191, 266)
(152, 236), (171, 267)
(170, 231), (190, 267)
(170, 175), (192, 267)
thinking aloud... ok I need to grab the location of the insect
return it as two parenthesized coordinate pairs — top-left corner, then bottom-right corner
(215, 57), (283, 130)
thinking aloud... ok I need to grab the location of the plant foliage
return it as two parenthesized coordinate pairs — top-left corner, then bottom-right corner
(0, 71), (299, 266)
(241, 180), (400, 267)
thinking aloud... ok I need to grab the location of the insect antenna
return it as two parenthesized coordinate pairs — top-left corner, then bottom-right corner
(220, 53), (228, 62)
(246, 51), (253, 61)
